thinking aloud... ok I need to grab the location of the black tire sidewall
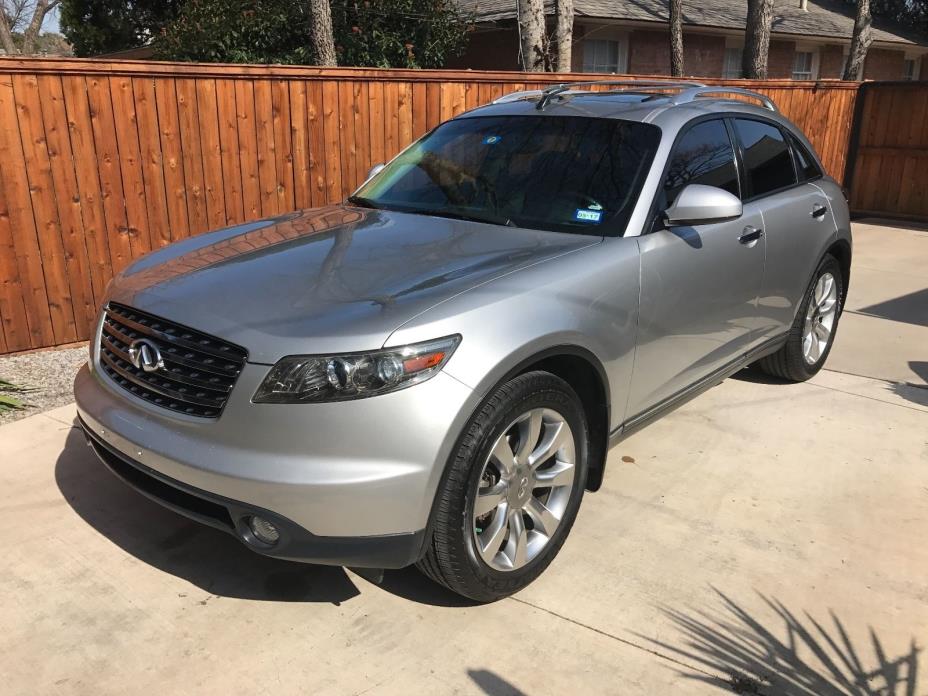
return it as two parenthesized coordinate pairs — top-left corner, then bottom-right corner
(432, 371), (589, 600)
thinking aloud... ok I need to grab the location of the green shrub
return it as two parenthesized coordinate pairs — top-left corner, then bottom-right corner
(153, 0), (471, 68)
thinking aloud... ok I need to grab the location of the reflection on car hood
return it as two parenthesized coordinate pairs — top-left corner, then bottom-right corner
(110, 205), (598, 363)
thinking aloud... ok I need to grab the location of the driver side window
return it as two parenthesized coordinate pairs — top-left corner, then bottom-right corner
(663, 120), (740, 208)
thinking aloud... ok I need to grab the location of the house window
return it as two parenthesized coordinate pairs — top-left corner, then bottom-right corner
(723, 47), (743, 79)
(904, 58), (920, 80)
(582, 39), (627, 74)
(792, 51), (815, 80)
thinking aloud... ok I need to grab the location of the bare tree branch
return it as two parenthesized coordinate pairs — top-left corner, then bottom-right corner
(0, 2), (18, 54)
(20, 0), (59, 55)
(3, 0), (32, 32)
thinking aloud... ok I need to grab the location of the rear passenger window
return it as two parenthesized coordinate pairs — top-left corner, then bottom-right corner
(789, 133), (823, 181)
(734, 119), (797, 197)
(663, 120), (739, 207)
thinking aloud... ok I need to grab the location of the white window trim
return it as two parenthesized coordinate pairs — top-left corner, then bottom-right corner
(792, 45), (820, 80)
(903, 55), (922, 81)
(580, 34), (629, 74)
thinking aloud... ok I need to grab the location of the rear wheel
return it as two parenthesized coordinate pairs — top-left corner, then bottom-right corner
(418, 371), (588, 602)
(758, 254), (843, 382)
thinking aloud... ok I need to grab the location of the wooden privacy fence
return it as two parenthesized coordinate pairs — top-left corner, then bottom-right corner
(0, 58), (861, 355)
(846, 81), (928, 220)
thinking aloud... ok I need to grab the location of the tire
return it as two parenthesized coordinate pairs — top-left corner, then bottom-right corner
(417, 371), (589, 602)
(757, 254), (844, 382)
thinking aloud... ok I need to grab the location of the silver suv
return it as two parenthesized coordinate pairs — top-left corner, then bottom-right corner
(75, 81), (851, 602)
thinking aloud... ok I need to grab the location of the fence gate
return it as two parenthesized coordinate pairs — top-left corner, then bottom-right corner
(847, 82), (928, 221)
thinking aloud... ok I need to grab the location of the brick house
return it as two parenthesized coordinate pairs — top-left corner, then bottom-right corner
(451, 0), (928, 81)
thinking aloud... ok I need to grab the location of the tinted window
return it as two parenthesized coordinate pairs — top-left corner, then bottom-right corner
(663, 120), (739, 207)
(789, 133), (823, 181)
(735, 119), (797, 197)
(354, 115), (661, 236)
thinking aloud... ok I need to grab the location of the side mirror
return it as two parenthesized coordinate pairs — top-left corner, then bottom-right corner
(663, 184), (742, 227)
(365, 163), (385, 181)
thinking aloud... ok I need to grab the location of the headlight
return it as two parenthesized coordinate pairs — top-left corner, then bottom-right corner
(252, 335), (461, 403)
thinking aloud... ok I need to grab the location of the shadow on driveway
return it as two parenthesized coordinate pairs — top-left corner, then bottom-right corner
(889, 382), (928, 408)
(54, 424), (472, 607)
(643, 589), (921, 695)
(855, 289), (928, 328)
(468, 669), (529, 695)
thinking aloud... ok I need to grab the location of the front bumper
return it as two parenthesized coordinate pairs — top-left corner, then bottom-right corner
(74, 360), (476, 566)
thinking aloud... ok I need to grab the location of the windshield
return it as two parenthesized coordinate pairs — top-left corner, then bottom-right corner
(352, 115), (661, 236)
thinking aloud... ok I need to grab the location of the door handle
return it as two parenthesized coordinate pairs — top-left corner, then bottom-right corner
(739, 226), (764, 244)
(811, 204), (828, 218)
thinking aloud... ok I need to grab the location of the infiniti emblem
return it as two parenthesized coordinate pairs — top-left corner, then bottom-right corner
(128, 338), (164, 373)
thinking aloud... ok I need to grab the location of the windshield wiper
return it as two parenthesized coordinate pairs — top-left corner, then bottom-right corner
(411, 208), (516, 227)
(347, 195), (381, 209)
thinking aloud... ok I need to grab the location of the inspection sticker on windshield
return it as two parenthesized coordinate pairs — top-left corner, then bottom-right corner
(574, 209), (602, 223)
(482, 135), (502, 145)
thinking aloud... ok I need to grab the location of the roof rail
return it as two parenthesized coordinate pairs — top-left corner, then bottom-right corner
(492, 79), (705, 110)
(671, 86), (778, 112)
(491, 80), (779, 113)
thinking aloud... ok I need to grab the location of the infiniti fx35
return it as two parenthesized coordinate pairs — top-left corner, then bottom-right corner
(75, 82), (851, 601)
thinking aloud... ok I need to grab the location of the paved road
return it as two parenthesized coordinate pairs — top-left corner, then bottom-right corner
(1, 220), (925, 695)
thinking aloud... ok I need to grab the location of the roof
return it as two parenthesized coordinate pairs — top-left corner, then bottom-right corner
(459, 87), (806, 143)
(457, 0), (927, 47)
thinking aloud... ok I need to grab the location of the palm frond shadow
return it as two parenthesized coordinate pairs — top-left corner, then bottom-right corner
(642, 589), (920, 696)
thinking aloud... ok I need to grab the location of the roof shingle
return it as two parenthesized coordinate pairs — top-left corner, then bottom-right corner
(456, 0), (926, 46)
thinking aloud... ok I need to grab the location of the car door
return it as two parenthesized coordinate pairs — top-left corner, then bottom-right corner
(731, 118), (836, 341)
(626, 118), (766, 420)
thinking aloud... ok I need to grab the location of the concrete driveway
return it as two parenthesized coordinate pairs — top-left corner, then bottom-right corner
(1, 220), (926, 696)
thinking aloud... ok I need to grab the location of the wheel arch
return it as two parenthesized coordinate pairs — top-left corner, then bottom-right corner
(415, 344), (612, 565)
(824, 237), (852, 308)
(495, 346), (611, 493)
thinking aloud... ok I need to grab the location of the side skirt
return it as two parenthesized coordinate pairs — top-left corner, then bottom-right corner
(608, 334), (788, 448)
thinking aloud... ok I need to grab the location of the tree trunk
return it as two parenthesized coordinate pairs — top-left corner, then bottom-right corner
(843, 0), (873, 80)
(669, 0), (684, 76)
(308, 0), (337, 67)
(555, 0), (573, 73)
(20, 0), (59, 55)
(518, 0), (546, 71)
(0, 11), (18, 54)
(742, 0), (774, 79)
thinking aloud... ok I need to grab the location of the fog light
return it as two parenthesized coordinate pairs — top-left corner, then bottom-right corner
(248, 516), (280, 545)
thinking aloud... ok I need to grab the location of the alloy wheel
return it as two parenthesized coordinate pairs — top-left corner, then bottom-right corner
(472, 408), (576, 572)
(802, 271), (839, 365)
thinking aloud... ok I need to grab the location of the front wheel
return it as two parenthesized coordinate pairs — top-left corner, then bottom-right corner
(757, 254), (844, 382)
(417, 371), (588, 602)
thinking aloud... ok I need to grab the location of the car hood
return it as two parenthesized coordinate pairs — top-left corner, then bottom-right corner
(110, 205), (598, 363)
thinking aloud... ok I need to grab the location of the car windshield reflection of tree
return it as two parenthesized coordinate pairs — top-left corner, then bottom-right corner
(355, 115), (661, 236)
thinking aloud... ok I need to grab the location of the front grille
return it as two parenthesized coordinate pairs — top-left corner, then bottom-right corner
(98, 302), (248, 418)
